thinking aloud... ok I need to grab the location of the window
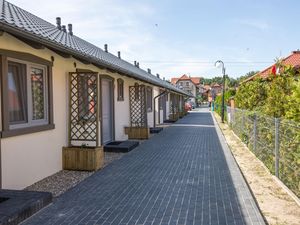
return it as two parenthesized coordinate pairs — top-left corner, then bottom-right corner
(117, 78), (124, 101)
(134, 83), (139, 101)
(8, 61), (27, 124)
(186, 82), (189, 86)
(159, 90), (165, 110)
(7, 59), (48, 129)
(1, 50), (54, 137)
(146, 86), (153, 112)
(78, 74), (96, 121)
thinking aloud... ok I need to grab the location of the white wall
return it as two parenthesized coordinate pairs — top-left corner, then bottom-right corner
(0, 33), (69, 189)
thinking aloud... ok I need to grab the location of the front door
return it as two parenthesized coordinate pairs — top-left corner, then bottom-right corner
(101, 77), (114, 144)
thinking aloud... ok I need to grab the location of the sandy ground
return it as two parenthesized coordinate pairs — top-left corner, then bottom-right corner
(214, 112), (300, 225)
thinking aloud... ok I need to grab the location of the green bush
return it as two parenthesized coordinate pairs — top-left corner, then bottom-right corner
(214, 89), (236, 119)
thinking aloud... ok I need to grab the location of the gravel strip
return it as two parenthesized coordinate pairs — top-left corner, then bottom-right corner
(25, 152), (125, 197)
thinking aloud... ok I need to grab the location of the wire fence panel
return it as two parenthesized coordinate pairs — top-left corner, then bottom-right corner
(226, 106), (300, 198)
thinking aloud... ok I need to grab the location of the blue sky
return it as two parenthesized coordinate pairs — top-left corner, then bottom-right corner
(8, 0), (300, 79)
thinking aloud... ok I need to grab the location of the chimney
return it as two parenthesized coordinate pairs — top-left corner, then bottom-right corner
(136, 62), (140, 68)
(68, 24), (73, 35)
(134, 61), (137, 66)
(61, 25), (66, 32)
(292, 49), (300, 54)
(118, 51), (121, 59)
(147, 68), (151, 74)
(56, 17), (61, 30)
(104, 44), (108, 52)
(156, 73), (160, 78)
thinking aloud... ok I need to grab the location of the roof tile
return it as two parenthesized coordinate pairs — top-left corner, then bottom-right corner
(0, 0), (187, 94)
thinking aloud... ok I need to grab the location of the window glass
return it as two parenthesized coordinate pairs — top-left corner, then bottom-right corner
(78, 74), (97, 121)
(146, 87), (152, 111)
(117, 79), (124, 101)
(78, 74), (96, 122)
(8, 62), (27, 124)
(31, 67), (45, 120)
(134, 83), (139, 101)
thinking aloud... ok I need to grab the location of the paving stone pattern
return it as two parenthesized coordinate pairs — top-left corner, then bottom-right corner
(22, 112), (265, 225)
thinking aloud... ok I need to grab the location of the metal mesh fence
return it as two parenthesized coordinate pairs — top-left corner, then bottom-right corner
(227, 107), (300, 198)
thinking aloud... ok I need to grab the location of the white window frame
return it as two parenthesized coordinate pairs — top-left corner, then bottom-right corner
(8, 57), (48, 130)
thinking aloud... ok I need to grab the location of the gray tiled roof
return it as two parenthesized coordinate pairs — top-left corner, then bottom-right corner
(0, 0), (188, 95)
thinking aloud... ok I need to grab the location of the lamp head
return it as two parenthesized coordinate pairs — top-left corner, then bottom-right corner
(214, 60), (224, 68)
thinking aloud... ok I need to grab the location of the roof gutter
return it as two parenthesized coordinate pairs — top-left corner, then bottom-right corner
(0, 23), (187, 95)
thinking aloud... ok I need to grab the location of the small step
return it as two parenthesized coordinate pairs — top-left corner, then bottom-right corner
(104, 141), (139, 153)
(150, 127), (163, 134)
(0, 189), (52, 225)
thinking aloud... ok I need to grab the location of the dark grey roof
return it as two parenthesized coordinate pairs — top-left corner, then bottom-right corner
(0, 0), (188, 95)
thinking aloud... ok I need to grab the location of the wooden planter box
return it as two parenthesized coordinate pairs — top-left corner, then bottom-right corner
(169, 113), (180, 121)
(124, 127), (150, 139)
(179, 111), (186, 118)
(62, 146), (104, 171)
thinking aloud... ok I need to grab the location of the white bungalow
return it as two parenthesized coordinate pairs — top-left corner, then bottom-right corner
(0, 0), (188, 189)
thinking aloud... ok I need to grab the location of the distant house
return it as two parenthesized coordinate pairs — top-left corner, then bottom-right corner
(243, 50), (300, 83)
(171, 74), (201, 103)
(207, 83), (222, 102)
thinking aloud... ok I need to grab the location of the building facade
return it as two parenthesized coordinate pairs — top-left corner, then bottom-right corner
(0, 0), (188, 189)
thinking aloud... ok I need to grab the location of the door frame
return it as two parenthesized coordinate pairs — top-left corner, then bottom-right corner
(99, 75), (115, 145)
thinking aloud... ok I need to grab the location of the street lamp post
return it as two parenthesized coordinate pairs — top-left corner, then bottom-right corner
(215, 60), (226, 123)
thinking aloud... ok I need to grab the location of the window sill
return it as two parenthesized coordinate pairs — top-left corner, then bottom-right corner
(1, 124), (55, 138)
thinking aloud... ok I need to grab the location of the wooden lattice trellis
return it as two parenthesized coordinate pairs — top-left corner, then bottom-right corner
(129, 85), (147, 127)
(170, 93), (179, 114)
(68, 72), (99, 146)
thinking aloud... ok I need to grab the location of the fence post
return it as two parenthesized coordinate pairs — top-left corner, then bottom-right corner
(275, 118), (280, 178)
(253, 113), (257, 152)
(242, 109), (245, 133)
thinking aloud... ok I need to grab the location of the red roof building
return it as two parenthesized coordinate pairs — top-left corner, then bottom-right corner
(171, 74), (201, 86)
(244, 50), (300, 82)
(170, 74), (201, 104)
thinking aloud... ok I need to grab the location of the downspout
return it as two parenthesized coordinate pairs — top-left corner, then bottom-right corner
(153, 90), (168, 128)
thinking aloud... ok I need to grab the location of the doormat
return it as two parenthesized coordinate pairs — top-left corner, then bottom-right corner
(104, 141), (139, 153)
(150, 127), (163, 133)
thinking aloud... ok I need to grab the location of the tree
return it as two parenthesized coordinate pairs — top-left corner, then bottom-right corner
(262, 73), (294, 118)
(285, 81), (300, 122)
(234, 78), (268, 111)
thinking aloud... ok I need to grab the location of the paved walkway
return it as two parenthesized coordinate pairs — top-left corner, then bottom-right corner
(23, 110), (265, 225)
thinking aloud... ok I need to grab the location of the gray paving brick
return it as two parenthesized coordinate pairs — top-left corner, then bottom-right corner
(22, 111), (265, 225)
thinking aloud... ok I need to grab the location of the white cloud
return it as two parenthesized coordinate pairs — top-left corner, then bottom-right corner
(238, 19), (270, 31)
